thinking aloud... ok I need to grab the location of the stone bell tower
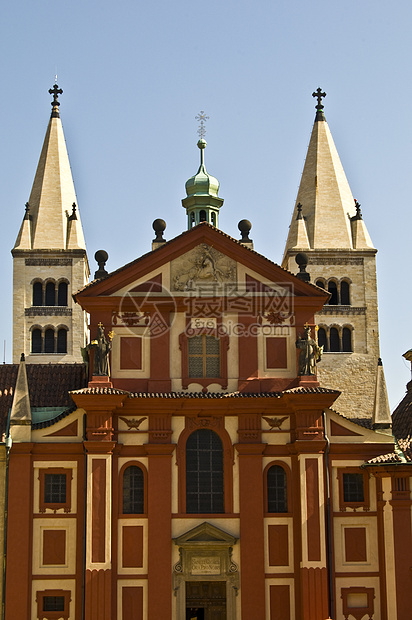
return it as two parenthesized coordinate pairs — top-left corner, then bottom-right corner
(11, 83), (89, 363)
(282, 89), (390, 425)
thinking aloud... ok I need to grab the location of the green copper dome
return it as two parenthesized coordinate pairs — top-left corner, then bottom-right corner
(185, 139), (220, 198)
(182, 139), (223, 230)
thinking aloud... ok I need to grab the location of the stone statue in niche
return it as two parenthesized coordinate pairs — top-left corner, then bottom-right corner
(171, 244), (236, 291)
(296, 325), (322, 375)
(87, 323), (114, 376)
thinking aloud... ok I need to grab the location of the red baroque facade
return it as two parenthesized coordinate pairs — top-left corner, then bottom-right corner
(4, 222), (411, 620)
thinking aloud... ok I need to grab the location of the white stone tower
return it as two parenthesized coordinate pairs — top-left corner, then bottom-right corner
(12, 84), (89, 363)
(282, 89), (390, 425)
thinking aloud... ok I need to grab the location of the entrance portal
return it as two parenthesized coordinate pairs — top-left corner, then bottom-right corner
(186, 581), (226, 620)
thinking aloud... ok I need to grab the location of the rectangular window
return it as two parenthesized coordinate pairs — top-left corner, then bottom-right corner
(188, 335), (220, 378)
(342, 473), (364, 503)
(43, 596), (65, 612)
(36, 589), (71, 620)
(38, 468), (72, 513)
(44, 474), (67, 504)
(337, 468), (369, 511)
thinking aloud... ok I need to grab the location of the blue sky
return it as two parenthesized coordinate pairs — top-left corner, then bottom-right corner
(1, 0), (411, 408)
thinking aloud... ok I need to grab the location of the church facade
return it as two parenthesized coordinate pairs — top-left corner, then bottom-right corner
(2, 86), (412, 620)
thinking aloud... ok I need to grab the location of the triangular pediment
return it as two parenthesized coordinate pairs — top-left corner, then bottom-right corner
(75, 224), (327, 307)
(173, 522), (237, 546)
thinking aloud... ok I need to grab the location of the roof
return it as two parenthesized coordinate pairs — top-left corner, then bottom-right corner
(282, 111), (374, 258)
(330, 408), (373, 429)
(364, 381), (412, 466)
(13, 101), (86, 252)
(0, 364), (87, 436)
(70, 387), (339, 399)
(74, 222), (328, 298)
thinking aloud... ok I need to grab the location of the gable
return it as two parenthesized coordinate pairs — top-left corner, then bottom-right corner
(75, 224), (328, 307)
(173, 522), (237, 546)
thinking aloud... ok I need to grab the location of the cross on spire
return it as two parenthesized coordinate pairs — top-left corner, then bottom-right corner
(312, 87), (326, 110)
(49, 83), (63, 108)
(195, 111), (209, 140)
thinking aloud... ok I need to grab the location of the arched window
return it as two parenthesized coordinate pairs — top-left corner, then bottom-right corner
(32, 328), (42, 353)
(57, 282), (68, 306)
(340, 281), (350, 305)
(211, 213), (216, 226)
(190, 212), (195, 227)
(329, 327), (340, 352)
(186, 429), (224, 514)
(342, 327), (352, 352)
(44, 328), (55, 353)
(122, 465), (144, 514)
(328, 281), (339, 305)
(57, 328), (67, 353)
(33, 282), (43, 306)
(267, 465), (288, 513)
(318, 327), (328, 352)
(45, 282), (56, 306)
(199, 210), (207, 222)
(315, 279), (326, 289)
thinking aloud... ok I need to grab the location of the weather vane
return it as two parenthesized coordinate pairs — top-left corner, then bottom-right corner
(312, 87), (326, 110)
(195, 110), (209, 140)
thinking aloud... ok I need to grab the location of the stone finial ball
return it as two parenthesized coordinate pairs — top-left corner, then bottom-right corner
(152, 219), (166, 233)
(95, 249), (108, 263)
(295, 252), (308, 267)
(238, 219), (252, 234)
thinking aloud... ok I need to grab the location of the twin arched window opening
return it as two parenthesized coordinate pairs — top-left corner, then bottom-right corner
(316, 279), (350, 306)
(318, 326), (352, 352)
(31, 327), (68, 354)
(32, 281), (68, 307)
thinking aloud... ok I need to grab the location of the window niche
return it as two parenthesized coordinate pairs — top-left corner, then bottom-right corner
(36, 590), (71, 620)
(179, 331), (229, 389)
(265, 462), (291, 514)
(186, 429), (224, 514)
(119, 462), (147, 517)
(337, 468), (369, 511)
(39, 469), (72, 513)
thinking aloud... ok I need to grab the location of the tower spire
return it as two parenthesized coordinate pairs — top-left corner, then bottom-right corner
(282, 90), (388, 422)
(13, 83), (86, 251)
(283, 89), (374, 254)
(182, 112), (223, 229)
(11, 84), (89, 363)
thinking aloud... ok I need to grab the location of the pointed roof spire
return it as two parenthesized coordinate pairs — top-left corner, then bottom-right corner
(13, 83), (86, 251)
(9, 353), (31, 441)
(283, 89), (375, 255)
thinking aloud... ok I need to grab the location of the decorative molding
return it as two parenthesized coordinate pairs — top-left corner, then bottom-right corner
(25, 258), (72, 266)
(262, 415), (288, 431)
(25, 307), (72, 316)
(187, 416), (223, 430)
(317, 306), (366, 316)
(119, 416), (147, 431)
(309, 257), (364, 265)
